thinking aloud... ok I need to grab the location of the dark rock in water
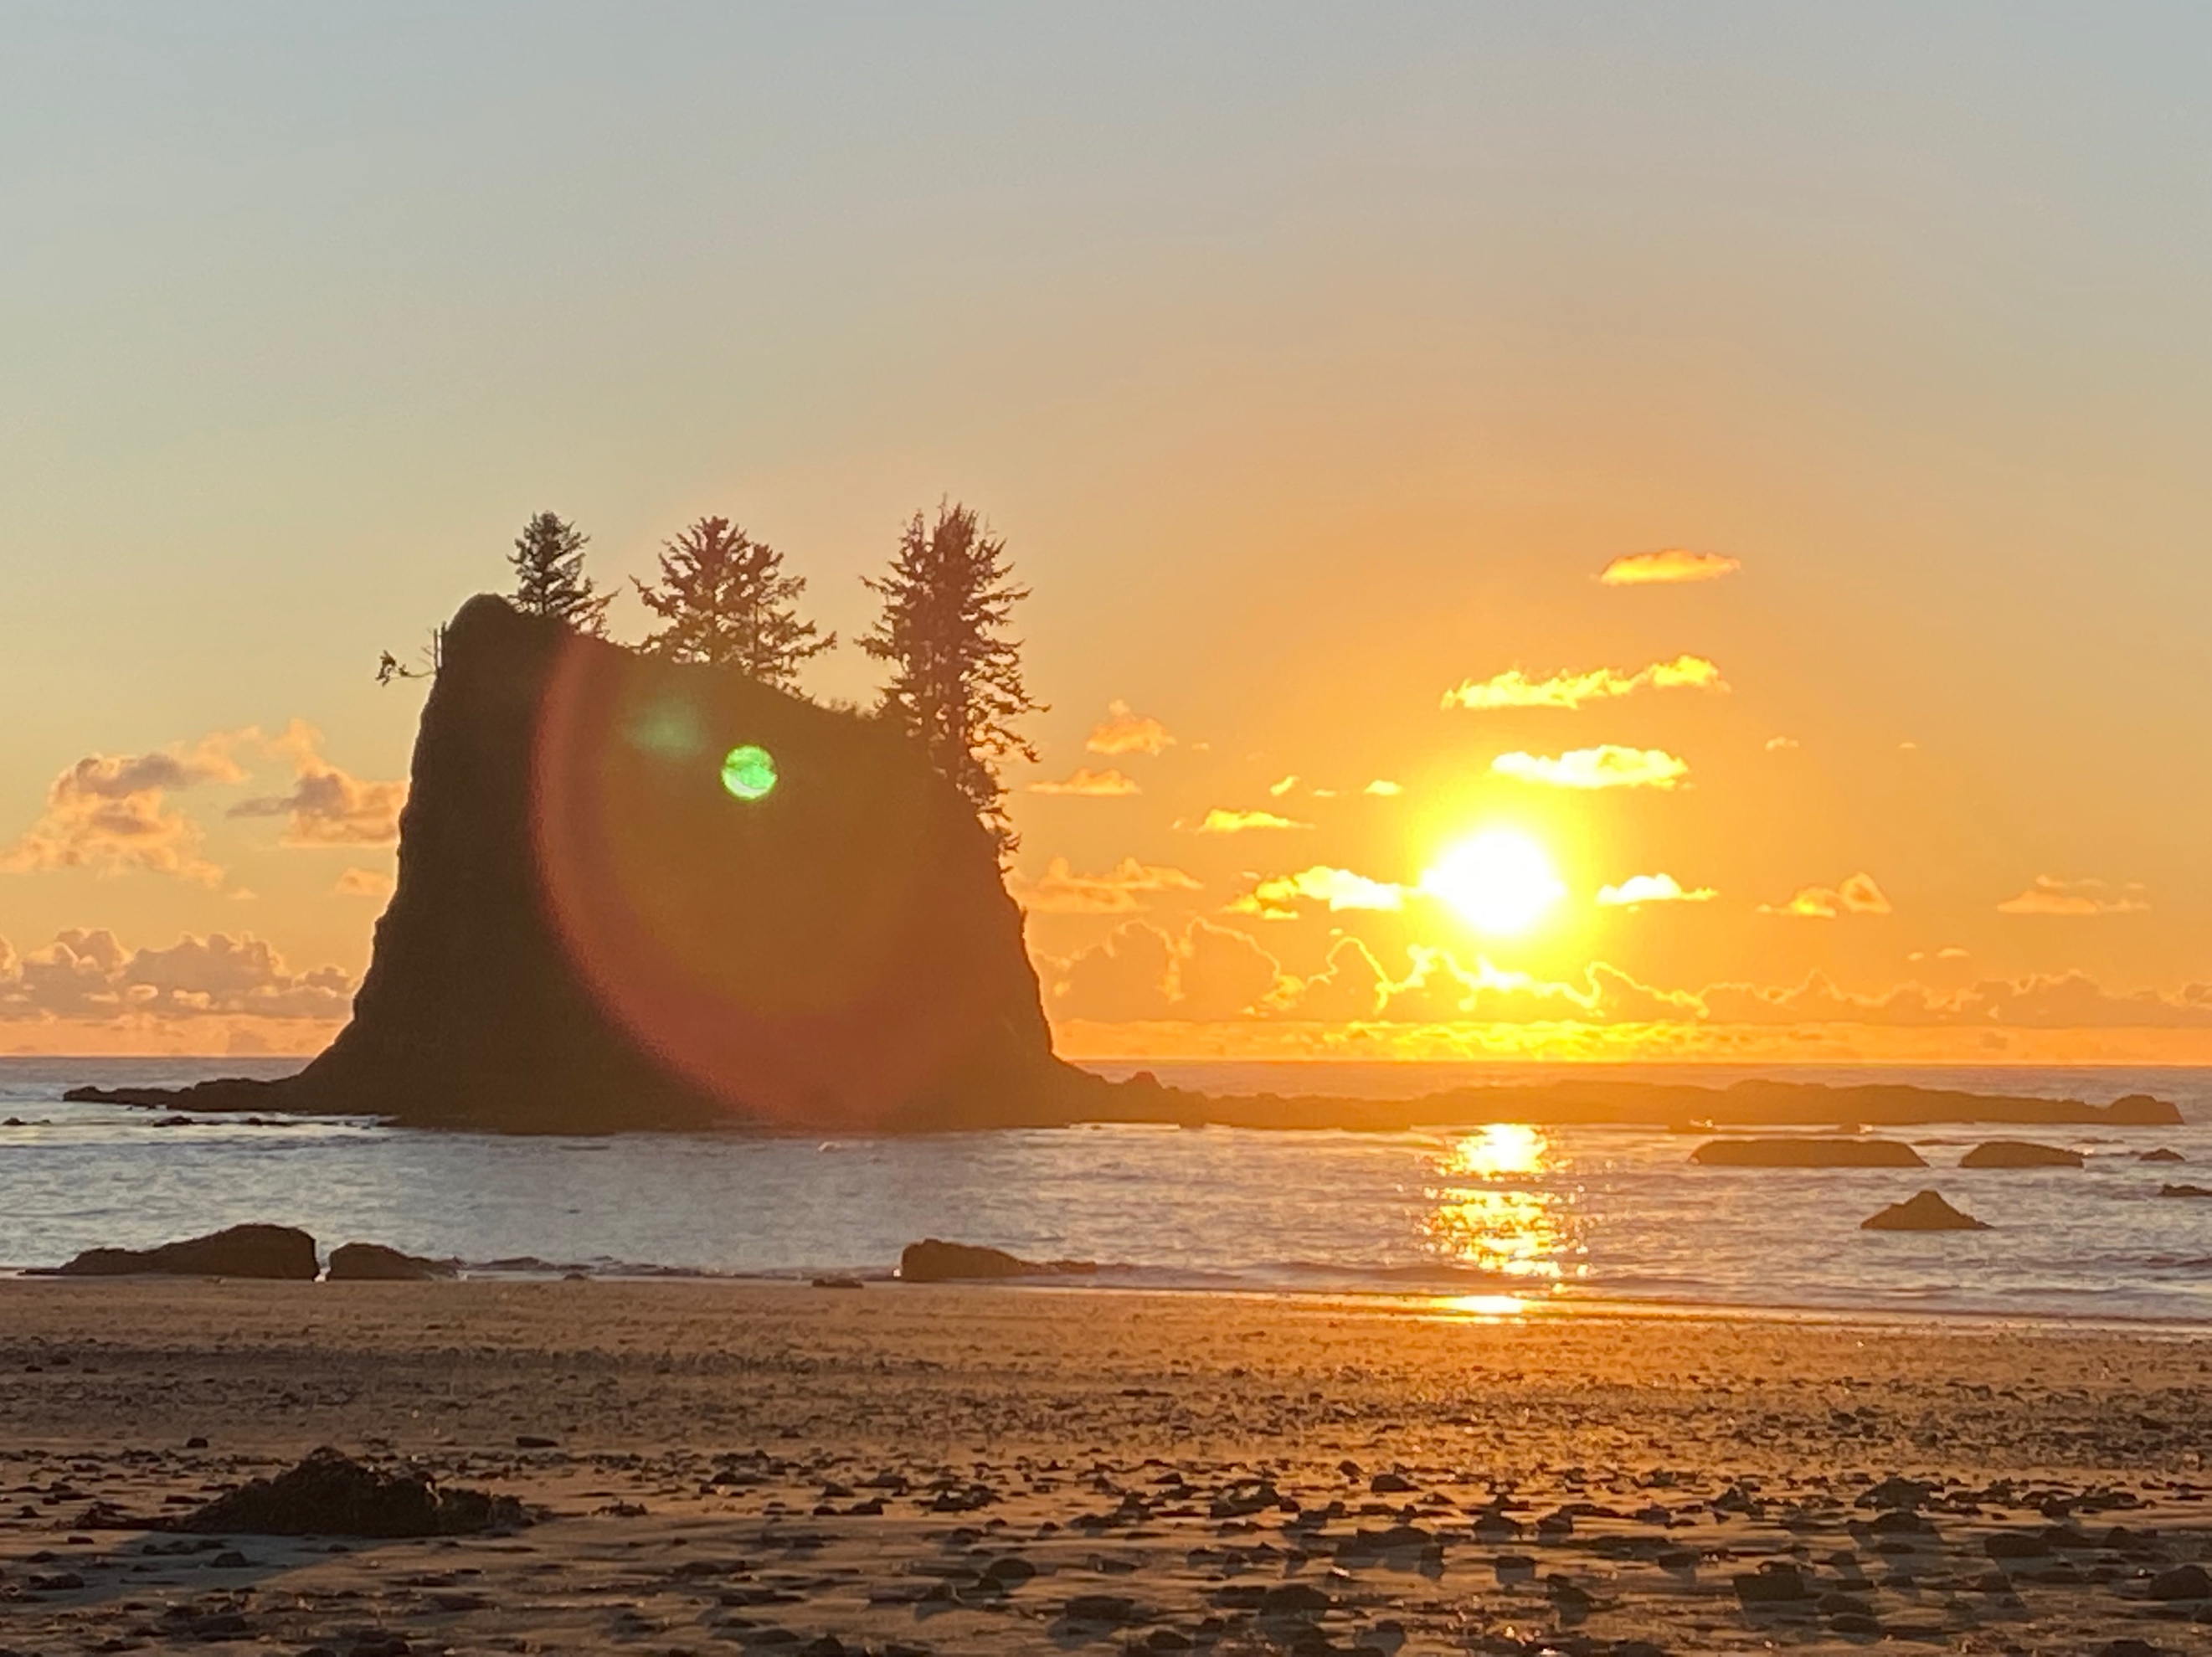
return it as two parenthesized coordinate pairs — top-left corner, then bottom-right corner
(2139, 1148), (2186, 1163)
(46, 1224), (316, 1279)
(2159, 1184), (2212, 1199)
(1959, 1140), (2083, 1169)
(2107, 1094), (2184, 1125)
(898, 1238), (1098, 1282)
(1693, 1138), (1926, 1168)
(326, 1243), (455, 1281)
(1861, 1191), (1989, 1232)
(174, 1447), (525, 1536)
(59, 594), (1098, 1135)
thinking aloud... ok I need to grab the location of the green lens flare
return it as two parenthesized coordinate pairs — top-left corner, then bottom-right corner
(721, 744), (777, 802)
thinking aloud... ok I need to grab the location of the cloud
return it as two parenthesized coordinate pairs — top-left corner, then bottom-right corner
(0, 929), (355, 1024)
(1048, 920), (1287, 1021)
(1009, 856), (1201, 914)
(334, 867), (397, 900)
(1268, 774), (1299, 797)
(1757, 872), (1893, 919)
(1765, 736), (1799, 752)
(1698, 970), (2212, 1031)
(1085, 700), (1174, 758)
(227, 722), (405, 847)
(1363, 780), (1402, 797)
(1596, 872), (1716, 907)
(1442, 655), (1725, 712)
(1492, 746), (1689, 790)
(1189, 808), (1312, 834)
(1026, 767), (1141, 797)
(1597, 548), (1741, 586)
(1227, 865), (1407, 920)
(0, 733), (249, 885)
(1995, 876), (2150, 917)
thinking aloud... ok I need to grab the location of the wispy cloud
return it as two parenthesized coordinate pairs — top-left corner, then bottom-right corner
(334, 867), (396, 900)
(1363, 779), (1402, 797)
(1085, 700), (1174, 758)
(1492, 745), (1689, 790)
(1996, 876), (2150, 917)
(1597, 548), (1741, 586)
(1596, 872), (1716, 907)
(1027, 767), (1141, 797)
(0, 732), (251, 886)
(1759, 872), (1892, 919)
(1009, 856), (1201, 914)
(1442, 654), (1725, 712)
(1227, 865), (1407, 919)
(1764, 735), (1799, 752)
(1188, 808), (1312, 834)
(1268, 774), (1299, 797)
(229, 722), (404, 847)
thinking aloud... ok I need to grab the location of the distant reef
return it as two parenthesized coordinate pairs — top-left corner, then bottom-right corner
(64, 597), (2185, 1136)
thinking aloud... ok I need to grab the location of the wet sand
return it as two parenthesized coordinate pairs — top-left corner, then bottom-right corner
(4, 1279), (2212, 1654)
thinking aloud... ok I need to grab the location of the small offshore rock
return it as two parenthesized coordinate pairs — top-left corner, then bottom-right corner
(1959, 1140), (2083, 1169)
(327, 1243), (455, 1281)
(49, 1223), (317, 1279)
(898, 1239), (1095, 1282)
(1861, 1191), (1988, 1232)
(1694, 1138), (1925, 1168)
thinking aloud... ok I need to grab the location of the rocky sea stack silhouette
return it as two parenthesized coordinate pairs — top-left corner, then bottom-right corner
(74, 596), (1097, 1132)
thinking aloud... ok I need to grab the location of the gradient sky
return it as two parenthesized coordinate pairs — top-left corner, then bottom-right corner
(3, 3), (2208, 1057)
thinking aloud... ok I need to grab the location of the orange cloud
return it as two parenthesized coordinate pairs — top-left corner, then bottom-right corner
(0, 733), (250, 886)
(1048, 920), (1287, 1021)
(1492, 746), (1689, 790)
(1009, 856), (1201, 914)
(1597, 548), (1741, 585)
(1227, 865), (1407, 919)
(1189, 807), (1312, 834)
(229, 722), (405, 847)
(0, 928), (354, 1024)
(1026, 767), (1141, 797)
(1757, 872), (1892, 919)
(1596, 872), (1716, 907)
(1363, 780), (1402, 796)
(334, 867), (396, 900)
(1084, 700), (1174, 757)
(1442, 654), (1725, 712)
(1995, 876), (2150, 916)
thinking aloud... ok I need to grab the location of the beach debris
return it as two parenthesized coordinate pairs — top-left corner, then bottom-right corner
(45, 1223), (318, 1279)
(173, 1447), (526, 1537)
(1860, 1191), (1989, 1232)
(326, 1242), (455, 1281)
(1692, 1138), (1925, 1167)
(897, 1238), (1096, 1282)
(1959, 1140), (2084, 1168)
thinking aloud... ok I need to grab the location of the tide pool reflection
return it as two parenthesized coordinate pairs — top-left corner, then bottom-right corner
(1424, 1123), (1580, 1289)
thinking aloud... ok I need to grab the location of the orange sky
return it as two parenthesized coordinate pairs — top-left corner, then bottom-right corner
(2, 7), (2207, 1060)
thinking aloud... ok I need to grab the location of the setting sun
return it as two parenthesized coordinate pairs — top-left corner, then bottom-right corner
(1421, 831), (1566, 937)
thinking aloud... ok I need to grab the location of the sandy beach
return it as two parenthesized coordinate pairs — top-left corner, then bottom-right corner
(3, 1281), (2211, 1654)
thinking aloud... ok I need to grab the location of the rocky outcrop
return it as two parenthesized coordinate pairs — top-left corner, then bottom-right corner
(1960, 1140), (2084, 1169)
(327, 1243), (455, 1281)
(2139, 1148), (2187, 1163)
(174, 1447), (523, 1536)
(45, 1224), (317, 1279)
(2159, 1184), (2212, 1199)
(1861, 1191), (1990, 1232)
(65, 596), (1093, 1134)
(1692, 1139), (1926, 1168)
(898, 1238), (1098, 1282)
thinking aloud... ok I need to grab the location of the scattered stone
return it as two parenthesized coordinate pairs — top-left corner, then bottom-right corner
(1063, 1593), (1141, 1624)
(514, 1435), (558, 1449)
(175, 1446), (526, 1536)
(810, 1276), (864, 1289)
(1983, 1531), (2052, 1560)
(1860, 1191), (1988, 1232)
(1959, 1140), (2084, 1169)
(1733, 1563), (1810, 1603)
(327, 1243), (455, 1281)
(46, 1224), (319, 1279)
(2146, 1563), (2212, 1601)
(898, 1239), (1096, 1282)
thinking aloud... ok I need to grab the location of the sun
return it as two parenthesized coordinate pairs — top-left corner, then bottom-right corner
(1421, 830), (1566, 936)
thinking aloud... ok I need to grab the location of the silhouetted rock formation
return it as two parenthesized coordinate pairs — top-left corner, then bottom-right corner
(898, 1238), (1097, 1282)
(175, 1447), (523, 1536)
(1861, 1191), (1990, 1231)
(1960, 1140), (2084, 1169)
(1691, 1138), (1927, 1168)
(44, 1224), (316, 1279)
(327, 1242), (455, 1281)
(68, 596), (1089, 1134)
(2159, 1184), (2212, 1199)
(2139, 1148), (2187, 1162)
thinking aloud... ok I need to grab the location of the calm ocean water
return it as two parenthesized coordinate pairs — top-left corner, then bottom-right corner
(3, 1057), (2209, 1323)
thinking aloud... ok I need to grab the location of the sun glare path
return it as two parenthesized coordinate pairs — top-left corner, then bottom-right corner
(1420, 830), (1566, 935)
(1425, 1124), (1575, 1289)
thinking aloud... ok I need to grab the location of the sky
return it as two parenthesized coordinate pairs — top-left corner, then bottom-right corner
(2, 3), (2208, 1060)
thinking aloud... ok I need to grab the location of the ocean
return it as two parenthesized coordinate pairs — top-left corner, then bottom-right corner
(4, 1057), (2209, 1323)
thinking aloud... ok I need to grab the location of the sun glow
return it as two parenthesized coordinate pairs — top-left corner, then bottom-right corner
(1420, 831), (1566, 936)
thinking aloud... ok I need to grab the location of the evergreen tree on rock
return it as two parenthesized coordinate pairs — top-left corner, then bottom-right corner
(862, 499), (1042, 859)
(634, 516), (834, 687)
(509, 511), (611, 636)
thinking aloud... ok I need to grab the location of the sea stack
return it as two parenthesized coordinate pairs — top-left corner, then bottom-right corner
(70, 596), (1093, 1133)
